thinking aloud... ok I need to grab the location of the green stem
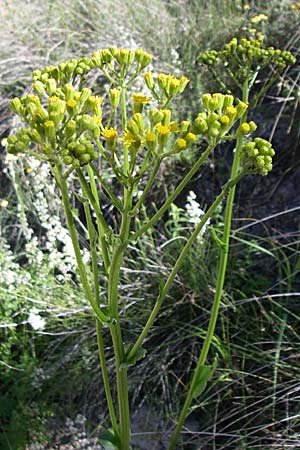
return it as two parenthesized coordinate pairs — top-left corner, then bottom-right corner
(52, 165), (109, 324)
(130, 157), (161, 216)
(108, 189), (133, 450)
(90, 164), (123, 212)
(96, 321), (120, 439)
(168, 80), (249, 450)
(76, 168), (110, 272)
(131, 144), (215, 242)
(121, 87), (128, 175)
(83, 199), (119, 438)
(127, 172), (245, 363)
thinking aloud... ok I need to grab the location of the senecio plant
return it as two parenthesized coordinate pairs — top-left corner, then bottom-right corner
(7, 39), (295, 449)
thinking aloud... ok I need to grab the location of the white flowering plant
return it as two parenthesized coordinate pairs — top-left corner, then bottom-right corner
(5, 41), (295, 449)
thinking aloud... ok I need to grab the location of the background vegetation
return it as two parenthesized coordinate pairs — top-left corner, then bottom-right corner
(0, 1), (300, 449)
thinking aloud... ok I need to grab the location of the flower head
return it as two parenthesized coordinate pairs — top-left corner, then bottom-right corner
(102, 127), (117, 141)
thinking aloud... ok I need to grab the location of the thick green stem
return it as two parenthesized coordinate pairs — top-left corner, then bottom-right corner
(96, 321), (119, 438)
(52, 165), (109, 324)
(168, 81), (250, 450)
(131, 144), (215, 242)
(108, 189), (133, 450)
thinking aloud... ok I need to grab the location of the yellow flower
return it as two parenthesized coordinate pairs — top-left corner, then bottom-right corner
(185, 132), (196, 143)
(102, 127), (117, 141)
(123, 130), (139, 144)
(220, 115), (230, 125)
(169, 121), (180, 132)
(48, 96), (60, 103)
(0, 199), (8, 208)
(251, 14), (268, 24)
(93, 116), (102, 126)
(156, 124), (170, 136)
(145, 132), (156, 143)
(67, 99), (77, 108)
(175, 138), (187, 150)
(226, 106), (237, 117)
(132, 93), (152, 104)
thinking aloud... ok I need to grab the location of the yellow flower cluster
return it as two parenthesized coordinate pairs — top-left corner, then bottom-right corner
(250, 14), (268, 24)
(291, 2), (300, 9)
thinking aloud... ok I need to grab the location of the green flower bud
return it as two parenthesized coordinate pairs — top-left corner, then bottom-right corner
(126, 119), (140, 136)
(90, 150), (99, 160)
(41, 143), (53, 156)
(46, 78), (57, 95)
(74, 144), (87, 156)
(135, 49), (152, 69)
(79, 153), (91, 164)
(110, 88), (121, 109)
(49, 111), (62, 126)
(161, 109), (172, 126)
(64, 84), (75, 101)
(33, 81), (46, 95)
(79, 88), (92, 105)
(236, 101), (248, 118)
(144, 71), (155, 90)
(149, 108), (164, 126)
(78, 114), (97, 132)
(178, 76), (189, 94)
(15, 141), (27, 152)
(249, 121), (257, 132)
(208, 127), (220, 138)
(132, 113), (145, 131)
(10, 98), (23, 115)
(109, 47), (118, 57)
(102, 48), (114, 63)
(210, 93), (224, 111)
(202, 94), (211, 110)
(65, 120), (77, 138)
(194, 115), (208, 134)
(180, 120), (190, 137)
(28, 129), (43, 143)
(169, 78), (180, 96)
(44, 120), (56, 143)
(63, 156), (74, 165)
(34, 107), (48, 122)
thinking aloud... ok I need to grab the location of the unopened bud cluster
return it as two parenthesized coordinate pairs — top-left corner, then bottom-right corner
(199, 37), (296, 84)
(31, 48), (153, 90)
(191, 93), (250, 143)
(7, 86), (104, 168)
(144, 72), (189, 103)
(240, 138), (275, 176)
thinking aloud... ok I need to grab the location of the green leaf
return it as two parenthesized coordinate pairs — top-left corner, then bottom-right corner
(99, 429), (120, 450)
(192, 357), (218, 399)
(231, 236), (275, 258)
(120, 346), (147, 369)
